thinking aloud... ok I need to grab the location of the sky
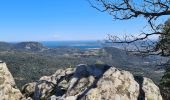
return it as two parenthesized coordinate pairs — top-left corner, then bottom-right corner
(0, 0), (167, 42)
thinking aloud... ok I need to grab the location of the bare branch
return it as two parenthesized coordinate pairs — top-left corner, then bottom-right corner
(89, 0), (170, 25)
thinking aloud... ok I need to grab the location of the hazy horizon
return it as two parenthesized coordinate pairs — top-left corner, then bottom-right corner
(2, 40), (102, 43)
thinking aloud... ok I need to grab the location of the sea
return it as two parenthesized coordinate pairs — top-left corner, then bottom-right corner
(40, 41), (105, 49)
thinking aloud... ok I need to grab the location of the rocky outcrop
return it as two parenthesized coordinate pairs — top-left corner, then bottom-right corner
(0, 61), (23, 100)
(0, 61), (163, 100)
(22, 64), (163, 100)
(0, 62), (163, 100)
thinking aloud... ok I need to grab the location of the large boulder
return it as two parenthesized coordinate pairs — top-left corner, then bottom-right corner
(0, 61), (23, 100)
(22, 64), (163, 100)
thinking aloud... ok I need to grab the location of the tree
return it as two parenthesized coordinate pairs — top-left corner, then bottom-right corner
(88, 0), (170, 55)
(88, 0), (170, 26)
(158, 18), (170, 99)
(156, 18), (170, 56)
(88, 0), (170, 99)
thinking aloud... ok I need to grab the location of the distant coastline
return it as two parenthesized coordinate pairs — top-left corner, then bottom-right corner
(7, 39), (158, 50)
(40, 41), (103, 49)
(5, 40), (104, 49)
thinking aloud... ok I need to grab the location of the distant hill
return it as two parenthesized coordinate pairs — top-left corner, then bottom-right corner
(0, 42), (13, 50)
(0, 41), (48, 51)
(14, 42), (48, 51)
(103, 47), (147, 65)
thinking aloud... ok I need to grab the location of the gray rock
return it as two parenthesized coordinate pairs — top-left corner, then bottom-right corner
(21, 64), (163, 100)
(0, 62), (23, 100)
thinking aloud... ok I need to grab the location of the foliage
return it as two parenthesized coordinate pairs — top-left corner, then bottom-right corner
(156, 18), (170, 100)
(156, 18), (170, 56)
(157, 18), (170, 83)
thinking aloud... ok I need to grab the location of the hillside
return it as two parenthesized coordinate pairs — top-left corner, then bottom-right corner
(0, 41), (48, 51)
(0, 41), (13, 50)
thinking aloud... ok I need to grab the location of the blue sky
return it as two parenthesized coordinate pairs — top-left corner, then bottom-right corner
(0, 0), (167, 41)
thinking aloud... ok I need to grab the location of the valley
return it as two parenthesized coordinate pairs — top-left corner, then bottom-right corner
(0, 41), (168, 89)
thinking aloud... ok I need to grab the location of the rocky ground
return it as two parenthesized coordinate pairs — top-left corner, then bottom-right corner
(0, 61), (163, 100)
